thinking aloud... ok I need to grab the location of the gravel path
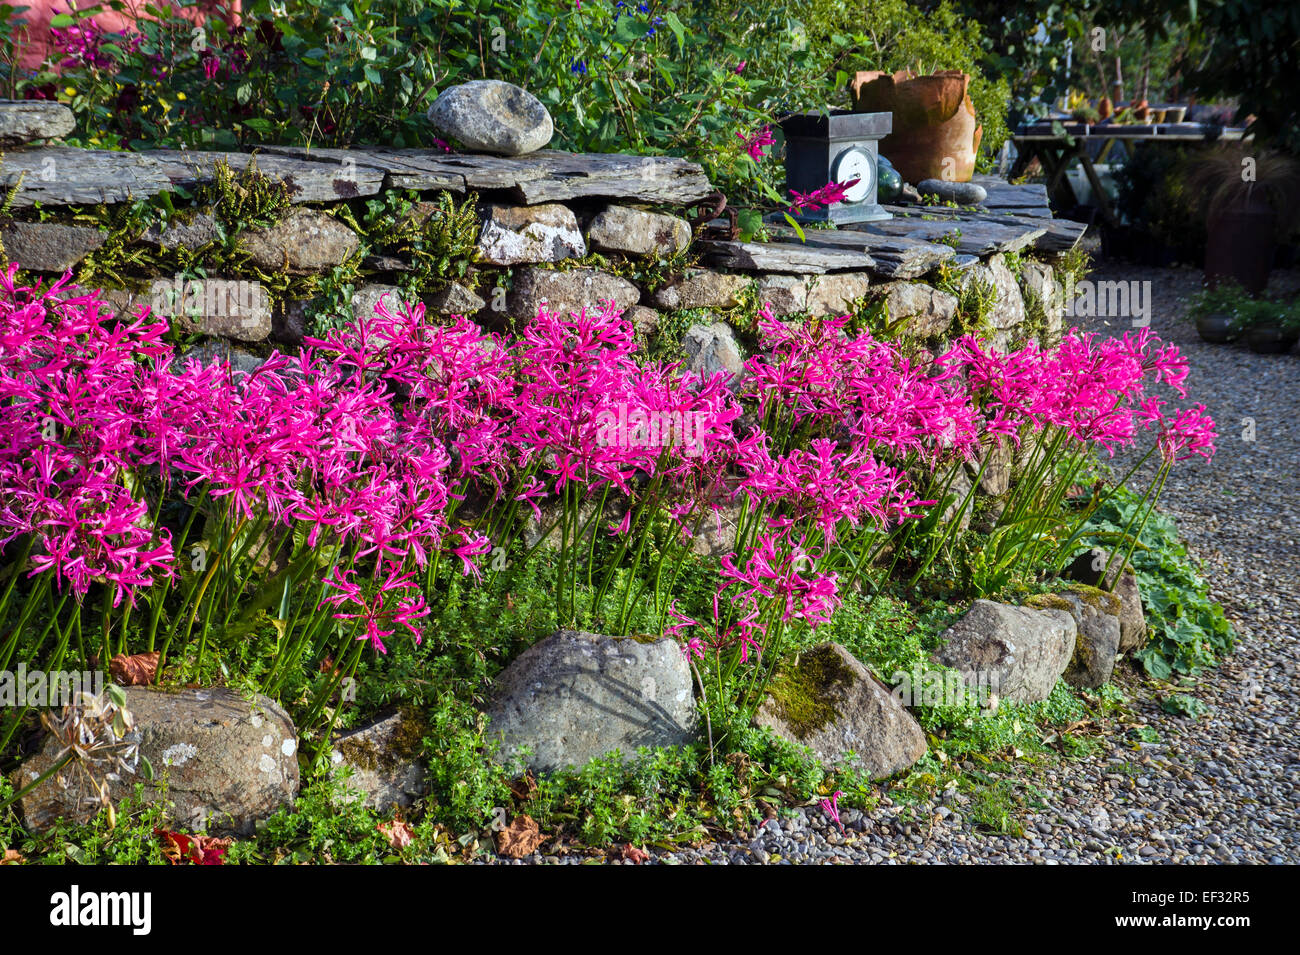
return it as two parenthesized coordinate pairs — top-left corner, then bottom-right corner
(663, 263), (1300, 865)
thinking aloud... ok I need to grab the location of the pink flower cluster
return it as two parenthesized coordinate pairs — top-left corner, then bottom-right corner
(0, 267), (1215, 667)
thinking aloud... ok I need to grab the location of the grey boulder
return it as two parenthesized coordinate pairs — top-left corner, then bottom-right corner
(485, 629), (697, 773)
(427, 80), (553, 156)
(753, 643), (927, 779)
(330, 709), (430, 814)
(931, 599), (1076, 703)
(1028, 586), (1123, 688)
(1063, 548), (1148, 652)
(15, 687), (298, 835)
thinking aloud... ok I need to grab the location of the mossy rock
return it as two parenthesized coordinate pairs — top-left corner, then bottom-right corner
(753, 642), (926, 779)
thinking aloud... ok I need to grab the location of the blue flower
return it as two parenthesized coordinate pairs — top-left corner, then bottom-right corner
(571, 59), (587, 75)
(638, 2), (649, 12)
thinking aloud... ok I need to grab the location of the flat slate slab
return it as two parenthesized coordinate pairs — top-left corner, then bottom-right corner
(856, 211), (1047, 257)
(765, 223), (955, 278)
(259, 146), (713, 205)
(881, 204), (1085, 253)
(0, 147), (173, 207)
(145, 149), (385, 201)
(701, 238), (878, 274)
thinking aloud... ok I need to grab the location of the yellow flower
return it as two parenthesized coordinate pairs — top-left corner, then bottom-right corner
(176, 92), (186, 101)
(64, 86), (76, 97)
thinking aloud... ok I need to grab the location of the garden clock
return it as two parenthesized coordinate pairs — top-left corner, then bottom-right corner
(779, 111), (893, 224)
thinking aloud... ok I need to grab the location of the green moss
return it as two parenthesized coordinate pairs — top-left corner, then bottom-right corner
(335, 706), (428, 773)
(1025, 593), (1074, 613)
(765, 645), (854, 740)
(1062, 583), (1121, 616)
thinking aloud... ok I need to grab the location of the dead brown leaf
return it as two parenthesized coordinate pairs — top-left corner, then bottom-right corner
(507, 772), (537, 801)
(378, 819), (415, 850)
(495, 814), (545, 859)
(1, 848), (23, 865)
(109, 651), (159, 686)
(611, 843), (649, 864)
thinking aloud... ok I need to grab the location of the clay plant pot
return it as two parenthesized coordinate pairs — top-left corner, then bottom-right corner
(1246, 323), (1299, 354)
(1205, 192), (1278, 294)
(849, 69), (982, 183)
(1195, 311), (1236, 343)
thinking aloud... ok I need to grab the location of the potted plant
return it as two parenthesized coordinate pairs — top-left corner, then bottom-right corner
(849, 69), (982, 183)
(1186, 281), (1246, 343)
(1187, 146), (1300, 293)
(1230, 297), (1300, 354)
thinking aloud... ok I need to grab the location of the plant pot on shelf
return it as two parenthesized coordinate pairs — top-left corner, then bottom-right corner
(848, 69), (982, 183)
(1245, 323), (1299, 354)
(1195, 311), (1237, 343)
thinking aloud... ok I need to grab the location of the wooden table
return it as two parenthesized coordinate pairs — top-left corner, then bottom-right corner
(1010, 122), (1250, 227)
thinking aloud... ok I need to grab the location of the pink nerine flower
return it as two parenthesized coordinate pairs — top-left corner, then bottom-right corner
(789, 179), (857, 212)
(739, 125), (776, 162)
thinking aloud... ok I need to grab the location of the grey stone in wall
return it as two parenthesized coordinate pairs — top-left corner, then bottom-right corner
(425, 282), (487, 316)
(509, 266), (640, 320)
(140, 212), (221, 252)
(0, 100), (75, 145)
(1020, 258), (1064, 344)
(682, 321), (745, 382)
(755, 274), (808, 315)
(804, 272), (871, 317)
(587, 205), (692, 258)
(1, 221), (105, 272)
(652, 268), (749, 310)
(148, 277), (272, 342)
(962, 253), (1025, 331)
(873, 281), (958, 337)
(477, 203), (585, 266)
(240, 209), (360, 274)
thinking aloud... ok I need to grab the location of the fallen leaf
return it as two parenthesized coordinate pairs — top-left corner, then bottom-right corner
(507, 772), (537, 801)
(612, 843), (649, 864)
(495, 814), (545, 859)
(109, 651), (159, 686)
(1, 848), (22, 865)
(378, 819), (415, 850)
(156, 829), (230, 865)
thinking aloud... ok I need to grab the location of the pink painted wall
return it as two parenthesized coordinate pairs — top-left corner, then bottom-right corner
(8, 1), (241, 71)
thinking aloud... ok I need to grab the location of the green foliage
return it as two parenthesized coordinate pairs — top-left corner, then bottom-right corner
(359, 189), (481, 297)
(4, 0), (1011, 204)
(0, 782), (168, 865)
(1078, 483), (1235, 679)
(200, 156), (292, 232)
(1112, 147), (1206, 257)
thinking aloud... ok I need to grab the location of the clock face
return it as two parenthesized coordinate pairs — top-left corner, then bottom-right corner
(832, 147), (875, 203)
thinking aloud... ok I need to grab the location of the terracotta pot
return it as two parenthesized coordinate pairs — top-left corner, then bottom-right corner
(849, 69), (983, 183)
